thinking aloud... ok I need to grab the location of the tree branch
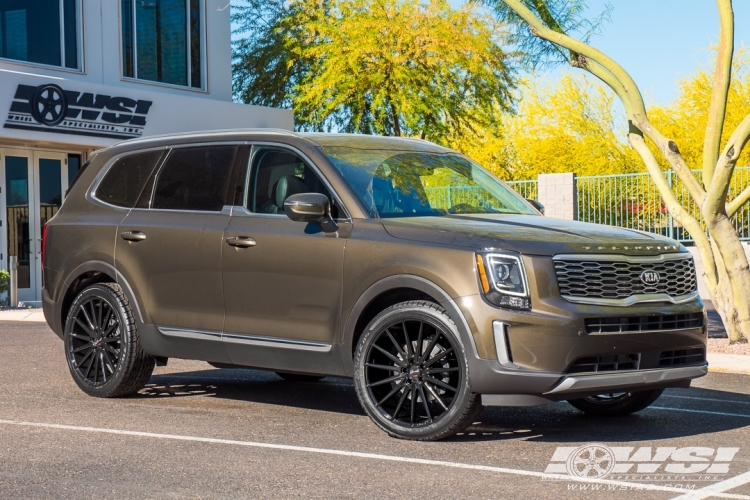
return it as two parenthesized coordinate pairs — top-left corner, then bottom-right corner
(500, 0), (706, 205)
(727, 184), (750, 217)
(706, 111), (750, 215)
(702, 0), (734, 188)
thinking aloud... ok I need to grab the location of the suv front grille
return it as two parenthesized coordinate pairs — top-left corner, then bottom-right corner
(554, 257), (697, 300)
(568, 353), (641, 374)
(659, 348), (705, 367)
(584, 313), (704, 334)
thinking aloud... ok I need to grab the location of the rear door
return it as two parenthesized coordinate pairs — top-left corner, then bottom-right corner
(115, 144), (245, 361)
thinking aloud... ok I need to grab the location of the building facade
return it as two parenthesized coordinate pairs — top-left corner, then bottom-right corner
(1, 0), (293, 305)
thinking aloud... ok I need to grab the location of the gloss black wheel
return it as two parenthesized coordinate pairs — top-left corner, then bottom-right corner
(567, 389), (664, 417)
(64, 283), (155, 397)
(354, 301), (482, 440)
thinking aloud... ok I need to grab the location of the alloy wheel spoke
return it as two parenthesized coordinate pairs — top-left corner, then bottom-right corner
(80, 306), (96, 333)
(417, 384), (432, 422)
(410, 384), (417, 424)
(418, 332), (442, 364)
(70, 329), (93, 341)
(423, 382), (448, 411)
(424, 347), (454, 367)
(402, 322), (413, 359)
(372, 344), (407, 367)
(103, 343), (120, 357)
(102, 321), (119, 338)
(376, 381), (406, 407)
(78, 349), (95, 369)
(425, 366), (459, 375)
(384, 329), (408, 359)
(365, 363), (401, 372)
(96, 300), (104, 330)
(423, 375), (457, 393)
(391, 387), (410, 420)
(99, 352), (108, 382)
(73, 343), (93, 354)
(101, 350), (116, 375)
(415, 322), (424, 360)
(367, 373), (405, 388)
(74, 318), (96, 339)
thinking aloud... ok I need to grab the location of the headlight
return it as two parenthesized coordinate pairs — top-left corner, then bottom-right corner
(476, 251), (531, 310)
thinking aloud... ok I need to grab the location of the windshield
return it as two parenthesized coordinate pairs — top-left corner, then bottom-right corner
(321, 147), (538, 218)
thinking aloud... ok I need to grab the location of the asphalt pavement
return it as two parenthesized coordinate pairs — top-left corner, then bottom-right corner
(1, 321), (750, 499)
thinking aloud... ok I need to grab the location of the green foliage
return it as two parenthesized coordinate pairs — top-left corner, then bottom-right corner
(0, 269), (8, 296)
(232, 0), (516, 142)
(478, 0), (612, 69)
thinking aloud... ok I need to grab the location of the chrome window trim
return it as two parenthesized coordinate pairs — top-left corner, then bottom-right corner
(242, 142), (353, 222)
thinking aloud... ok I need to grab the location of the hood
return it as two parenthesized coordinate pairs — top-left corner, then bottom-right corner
(381, 214), (685, 256)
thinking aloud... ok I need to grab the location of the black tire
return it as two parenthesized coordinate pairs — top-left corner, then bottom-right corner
(353, 300), (482, 441)
(63, 283), (155, 397)
(567, 389), (664, 417)
(276, 372), (325, 382)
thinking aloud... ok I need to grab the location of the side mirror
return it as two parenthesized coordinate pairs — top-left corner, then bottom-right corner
(283, 193), (338, 233)
(526, 198), (545, 215)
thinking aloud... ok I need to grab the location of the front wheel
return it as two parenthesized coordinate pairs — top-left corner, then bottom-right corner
(63, 283), (155, 397)
(567, 389), (664, 417)
(353, 300), (482, 441)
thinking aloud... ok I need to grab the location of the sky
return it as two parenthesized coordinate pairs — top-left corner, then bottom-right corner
(542, 0), (750, 106)
(230, 0), (750, 106)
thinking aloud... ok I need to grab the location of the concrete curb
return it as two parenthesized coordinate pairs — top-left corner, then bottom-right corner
(0, 310), (47, 323)
(707, 353), (750, 376)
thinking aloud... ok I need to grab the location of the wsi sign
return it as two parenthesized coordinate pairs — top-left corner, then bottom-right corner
(546, 444), (740, 480)
(4, 83), (153, 140)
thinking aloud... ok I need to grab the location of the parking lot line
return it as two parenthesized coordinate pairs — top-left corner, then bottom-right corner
(1, 419), (749, 498)
(650, 407), (750, 419)
(662, 395), (750, 406)
(670, 471), (750, 500)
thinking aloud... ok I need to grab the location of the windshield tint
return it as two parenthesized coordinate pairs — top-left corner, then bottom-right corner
(321, 147), (537, 218)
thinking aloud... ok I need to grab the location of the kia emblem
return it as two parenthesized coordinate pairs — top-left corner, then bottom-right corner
(640, 270), (660, 286)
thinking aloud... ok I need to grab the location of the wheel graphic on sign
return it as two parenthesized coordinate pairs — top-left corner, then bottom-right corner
(31, 84), (68, 126)
(566, 444), (616, 479)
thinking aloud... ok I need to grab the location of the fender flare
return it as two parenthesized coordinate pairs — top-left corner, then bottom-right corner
(340, 274), (478, 376)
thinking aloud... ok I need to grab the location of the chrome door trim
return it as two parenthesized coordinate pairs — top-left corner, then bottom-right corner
(223, 332), (332, 352)
(158, 327), (223, 340)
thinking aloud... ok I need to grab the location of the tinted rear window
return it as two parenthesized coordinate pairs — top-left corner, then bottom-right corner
(96, 151), (164, 208)
(152, 146), (237, 211)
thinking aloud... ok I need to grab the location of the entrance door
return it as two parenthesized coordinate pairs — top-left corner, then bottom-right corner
(2, 149), (68, 304)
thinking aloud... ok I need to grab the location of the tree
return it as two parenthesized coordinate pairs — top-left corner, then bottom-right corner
(232, 0), (515, 142)
(487, 0), (750, 342)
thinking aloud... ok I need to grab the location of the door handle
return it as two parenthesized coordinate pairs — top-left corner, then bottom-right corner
(121, 231), (147, 242)
(226, 236), (257, 248)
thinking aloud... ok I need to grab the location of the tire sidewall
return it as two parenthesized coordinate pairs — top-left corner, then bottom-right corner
(353, 303), (474, 439)
(63, 285), (134, 397)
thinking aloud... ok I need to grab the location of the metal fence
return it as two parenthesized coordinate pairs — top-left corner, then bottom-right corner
(576, 168), (750, 242)
(421, 169), (750, 243)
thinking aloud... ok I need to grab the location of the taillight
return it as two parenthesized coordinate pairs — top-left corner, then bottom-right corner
(41, 224), (48, 268)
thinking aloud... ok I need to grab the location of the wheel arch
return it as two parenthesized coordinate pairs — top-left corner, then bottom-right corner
(341, 275), (478, 376)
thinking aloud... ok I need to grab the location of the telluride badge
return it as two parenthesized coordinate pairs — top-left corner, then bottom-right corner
(640, 270), (661, 285)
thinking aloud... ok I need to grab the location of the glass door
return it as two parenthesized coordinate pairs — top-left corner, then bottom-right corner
(2, 149), (68, 304)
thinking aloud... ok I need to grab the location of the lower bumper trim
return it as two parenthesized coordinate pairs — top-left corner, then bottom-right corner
(544, 364), (708, 395)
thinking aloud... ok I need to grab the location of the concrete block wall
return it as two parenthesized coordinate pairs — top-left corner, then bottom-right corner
(537, 173), (577, 220)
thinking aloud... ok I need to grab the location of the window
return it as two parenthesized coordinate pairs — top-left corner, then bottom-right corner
(247, 148), (339, 218)
(96, 151), (164, 208)
(0, 0), (80, 69)
(121, 0), (202, 88)
(152, 146), (237, 211)
(67, 153), (82, 187)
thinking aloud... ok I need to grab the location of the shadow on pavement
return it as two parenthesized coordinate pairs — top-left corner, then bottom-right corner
(138, 367), (750, 443)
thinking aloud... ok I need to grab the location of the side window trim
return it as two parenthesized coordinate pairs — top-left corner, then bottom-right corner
(242, 142), (351, 222)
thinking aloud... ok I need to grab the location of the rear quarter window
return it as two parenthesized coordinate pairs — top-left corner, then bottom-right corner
(151, 146), (238, 212)
(95, 151), (164, 208)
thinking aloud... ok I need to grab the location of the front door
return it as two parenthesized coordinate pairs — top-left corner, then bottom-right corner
(2, 149), (68, 304)
(221, 146), (350, 372)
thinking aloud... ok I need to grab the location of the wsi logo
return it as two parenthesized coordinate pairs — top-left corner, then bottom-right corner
(546, 444), (739, 480)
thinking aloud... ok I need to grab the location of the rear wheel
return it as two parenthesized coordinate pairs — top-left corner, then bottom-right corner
(353, 300), (482, 441)
(567, 389), (664, 417)
(276, 372), (325, 382)
(63, 283), (154, 397)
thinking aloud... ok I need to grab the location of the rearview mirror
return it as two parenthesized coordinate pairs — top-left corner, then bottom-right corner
(283, 193), (338, 233)
(526, 198), (545, 215)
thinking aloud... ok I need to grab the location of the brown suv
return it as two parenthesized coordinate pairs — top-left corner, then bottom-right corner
(42, 130), (707, 440)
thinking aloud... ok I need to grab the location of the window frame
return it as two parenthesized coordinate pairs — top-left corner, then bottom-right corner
(119, 0), (207, 92)
(238, 143), (352, 222)
(0, 0), (84, 73)
(89, 148), (168, 210)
